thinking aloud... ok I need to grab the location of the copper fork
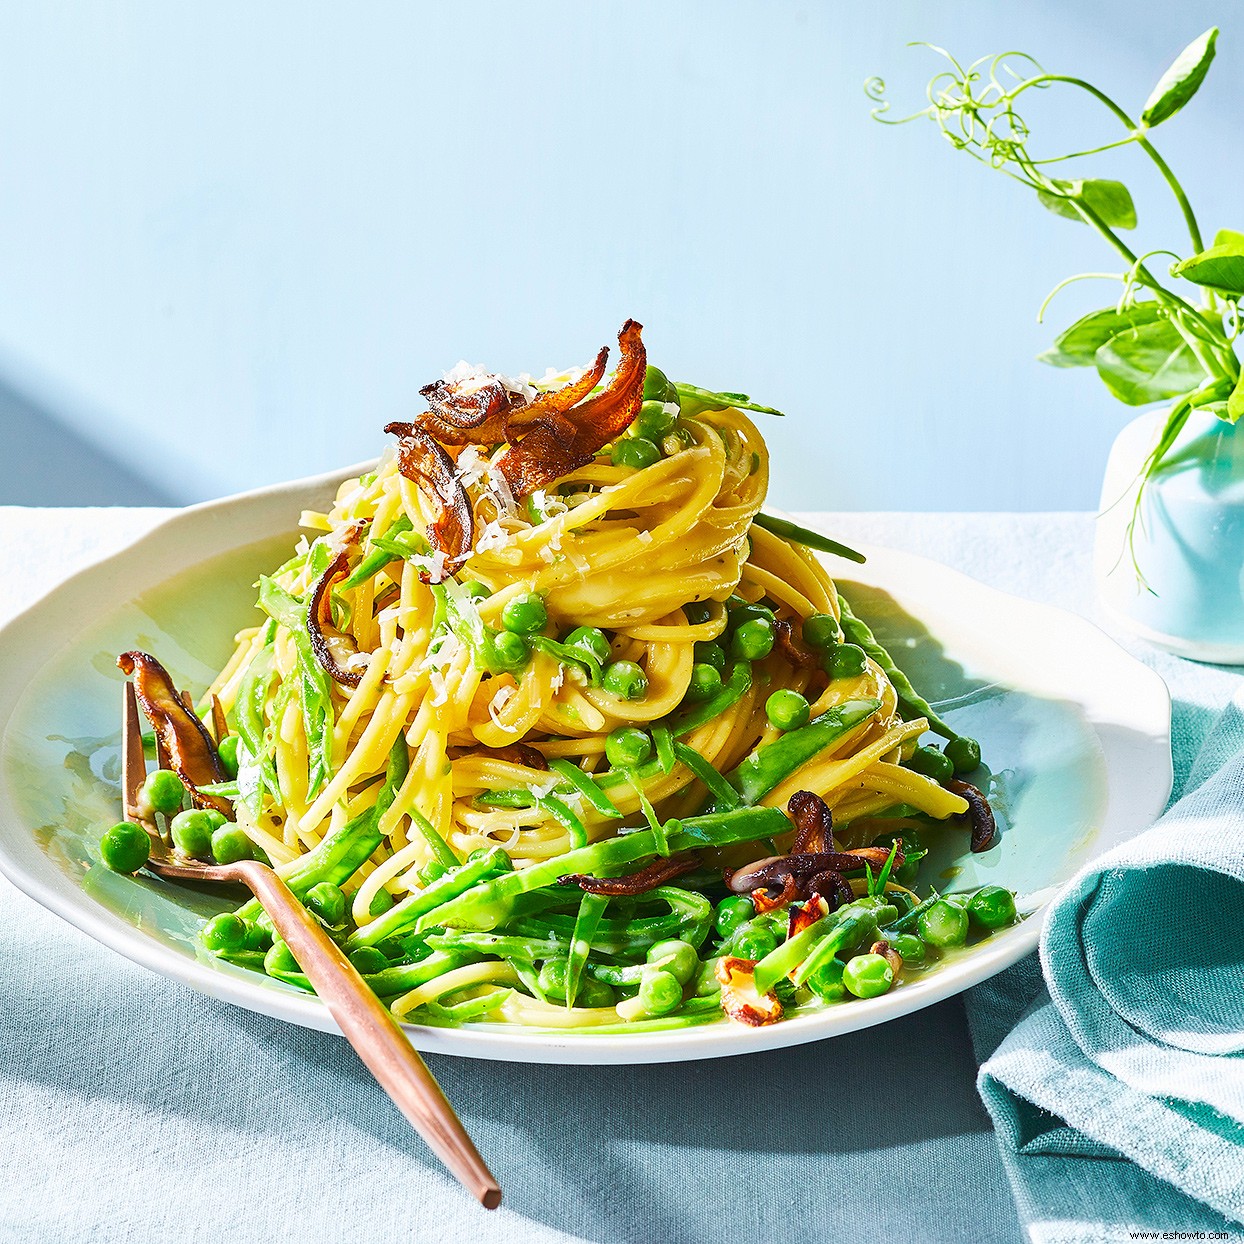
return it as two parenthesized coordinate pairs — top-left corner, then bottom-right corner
(122, 682), (501, 1209)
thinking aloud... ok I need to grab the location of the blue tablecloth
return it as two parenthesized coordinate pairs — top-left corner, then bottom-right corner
(1, 509), (1235, 1244)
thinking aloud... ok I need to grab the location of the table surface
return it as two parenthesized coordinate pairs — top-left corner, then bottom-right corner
(0, 508), (1147, 1244)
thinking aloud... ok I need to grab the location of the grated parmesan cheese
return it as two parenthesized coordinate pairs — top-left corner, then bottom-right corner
(474, 520), (512, 555)
(454, 444), (487, 490)
(428, 670), (450, 708)
(424, 549), (448, 581)
(488, 685), (519, 733)
(440, 361), (538, 403)
(533, 364), (586, 390)
(417, 632), (461, 674)
(637, 529), (653, 545)
(530, 489), (569, 522)
(487, 447), (519, 515)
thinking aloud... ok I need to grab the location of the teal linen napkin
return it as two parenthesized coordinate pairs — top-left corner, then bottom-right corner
(975, 692), (1244, 1239)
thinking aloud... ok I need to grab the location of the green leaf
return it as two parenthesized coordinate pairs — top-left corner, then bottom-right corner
(1036, 179), (1137, 230)
(1039, 302), (1164, 369)
(1093, 319), (1207, 406)
(1170, 229), (1244, 297)
(1141, 28), (1218, 127)
(1228, 372), (1244, 424)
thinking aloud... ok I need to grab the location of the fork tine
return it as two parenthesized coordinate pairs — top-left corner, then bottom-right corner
(122, 682), (147, 822)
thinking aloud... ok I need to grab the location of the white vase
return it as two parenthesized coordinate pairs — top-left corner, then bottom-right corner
(1095, 407), (1244, 664)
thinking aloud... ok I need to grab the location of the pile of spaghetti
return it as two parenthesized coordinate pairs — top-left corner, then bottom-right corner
(115, 320), (1007, 1032)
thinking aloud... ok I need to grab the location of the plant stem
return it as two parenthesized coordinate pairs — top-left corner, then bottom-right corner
(1014, 75), (1205, 253)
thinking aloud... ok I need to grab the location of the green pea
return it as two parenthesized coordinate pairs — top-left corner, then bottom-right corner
(889, 933), (926, 965)
(967, 885), (1017, 930)
(806, 956), (847, 1003)
(801, 613), (841, 650)
(917, 899), (969, 948)
(201, 913), (249, 955)
(98, 821), (151, 874)
(605, 726), (652, 769)
(943, 891), (972, 908)
(564, 625), (611, 665)
(684, 601), (712, 625)
(637, 969), (683, 1016)
(685, 662), (723, 703)
(264, 939), (300, 976)
(170, 808), (216, 859)
(766, 689), (811, 732)
(490, 629), (531, 672)
(730, 600), (776, 628)
(611, 437), (662, 470)
(463, 580), (492, 601)
(216, 734), (240, 779)
(349, 946), (390, 976)
(537, 959), (573, 1000)
(501, 592), (547, 635)
(211, 825), (254, 865)
(648, 939), (698, 985)
(244, 919), (273, 952)
(714, 895), (753, 939)
(945, 736), (982, 774)
(731, 618), (775, 661)
(369, 887), (395, 917)
(636, 399), (679, 441)
(693, 640), (726, 672)
(843, 952), (894, 999)
(642, 365), (671, 402)
(827, 643), (868, 679)
(138, 769), (186, 817)
(735, 927), (778, 962)
(909, 744), (954, 783)
(603, 660), (648, 701)
(305, 881), (346, 926)
(576, 977), (616, 1008)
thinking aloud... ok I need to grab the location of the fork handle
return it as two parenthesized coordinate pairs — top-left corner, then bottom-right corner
(238, 862), (502, 1209)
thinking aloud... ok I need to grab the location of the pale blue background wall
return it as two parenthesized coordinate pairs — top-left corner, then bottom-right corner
(0, 1), (1237, 508)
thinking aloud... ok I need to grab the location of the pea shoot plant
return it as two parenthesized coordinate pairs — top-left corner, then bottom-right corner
(867, 28), (1243, 583)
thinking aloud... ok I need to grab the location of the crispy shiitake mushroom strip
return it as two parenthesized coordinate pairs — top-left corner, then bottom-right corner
(308, 549), (365, 688)
(383, 424), (475, 584)
(788, 788), (835, 853)
(494, 319), (646, 498)
(559, 851), (699, 896)
(116, 650), (231, 817)
(417, 374), (512, 444)
(412, 346), (611, 448)
(949, 778), (998, 852)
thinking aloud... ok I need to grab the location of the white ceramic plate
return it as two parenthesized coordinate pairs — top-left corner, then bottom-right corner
(0, 467), (1172, 1064)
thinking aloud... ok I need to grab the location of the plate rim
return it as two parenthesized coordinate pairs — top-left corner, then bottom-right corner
(0, 469), (1173, 1064)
